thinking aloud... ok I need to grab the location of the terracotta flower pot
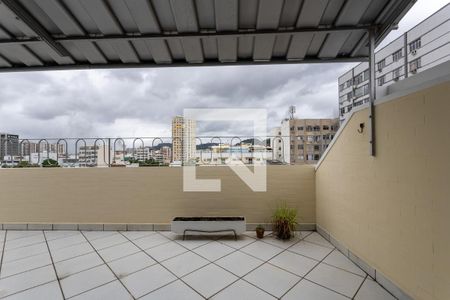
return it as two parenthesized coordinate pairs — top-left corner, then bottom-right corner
(256, 227), (265, 239)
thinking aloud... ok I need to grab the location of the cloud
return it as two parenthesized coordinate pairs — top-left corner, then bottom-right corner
(0, 0), (443, 139)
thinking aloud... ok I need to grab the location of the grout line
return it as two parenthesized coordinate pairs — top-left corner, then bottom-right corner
(0, 231), (8, 276)
(2, 230), (42, 242)
(118, 231), (207, 300)
(65, 279), (117, 299)
(79, 231), (136, 300)
(0, 278), (59, 300)
(352, 274), (368, 299)
(43, 231), (66, 299)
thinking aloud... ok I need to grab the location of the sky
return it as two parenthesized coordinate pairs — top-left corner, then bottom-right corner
(0, 0), (448, 139)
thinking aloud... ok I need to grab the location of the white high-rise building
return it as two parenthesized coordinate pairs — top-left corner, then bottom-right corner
(338, 4), (450, 123)
(269, 127), (284, 162)
(172, 116), (196, 164)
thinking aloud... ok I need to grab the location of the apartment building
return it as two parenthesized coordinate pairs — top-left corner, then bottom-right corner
(281, 118), (339, 164)
(338, 4), (450, 122)
(0, 133), (19, 160)
(269, 127), (284, 162)
(78, 145), (109, 167)
(21, 142), (65, 156)
(171, 116), (196, 164)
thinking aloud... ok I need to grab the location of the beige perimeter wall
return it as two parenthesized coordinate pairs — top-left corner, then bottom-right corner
(0, 165), (315, 225)
(316, 81), (450, 300)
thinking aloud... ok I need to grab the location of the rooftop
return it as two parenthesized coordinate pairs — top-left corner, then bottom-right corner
(0, 229), (393, 299)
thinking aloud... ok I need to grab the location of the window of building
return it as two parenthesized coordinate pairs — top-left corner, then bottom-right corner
(290, 126), (294, 131)
(409, 38), (421, 52)
(298, 144), (303, 150)
(393, 67), (402, 80)
(298, 155), (304, 160)
(377, 59), (386, 71)
(314, 145), (320, 151)
(307, 136), (314, 142)
(297, 126), (304, 131)
(323, 125), (329, 130)
(392, 49), (403, 62)
(313, 126), (320, 131)
(363, 69), (370, 81)
(346, 79), (352, 87)
(347, 105), (352, 113)
(306, 126), (313, 132)
(290, 145), (293, 149)
(347, 91), (353, 101)
(340, 108), (345, 115)
(354, 73), (363, 85)
(354, 100), (363, 107)
(363, 84), (369, 96)
(314, 154), (320, 160)
(307, 154), (314, 161)
(409, 58), (421, 73)
(354, 86), (364, 97)
(339, 83), (345, 91)
(378, 75), (385, 86)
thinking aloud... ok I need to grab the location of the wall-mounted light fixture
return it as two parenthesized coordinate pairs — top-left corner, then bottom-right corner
(358, 123), (365, 134)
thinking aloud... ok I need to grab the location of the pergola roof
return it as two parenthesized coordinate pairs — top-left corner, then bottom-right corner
(0, 0), (415, 72)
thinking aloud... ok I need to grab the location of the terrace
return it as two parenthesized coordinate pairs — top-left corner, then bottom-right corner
(1, 0), (449, 300)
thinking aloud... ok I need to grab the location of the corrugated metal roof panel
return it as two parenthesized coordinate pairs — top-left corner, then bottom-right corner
(0, 0), (416, 71)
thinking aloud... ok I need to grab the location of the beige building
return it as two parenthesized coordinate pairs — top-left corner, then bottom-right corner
(281, 118), (339, 164)
(171, 116), (196, 164)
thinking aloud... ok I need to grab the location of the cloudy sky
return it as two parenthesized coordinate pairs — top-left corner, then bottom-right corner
(0, 0), (447, 139)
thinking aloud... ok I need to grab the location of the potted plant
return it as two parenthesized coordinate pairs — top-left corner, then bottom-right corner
(272, 202), (298, 240)
(255, 224), (265, 239)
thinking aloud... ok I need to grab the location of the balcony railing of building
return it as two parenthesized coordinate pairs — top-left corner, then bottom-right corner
(0, 134), (336, 168)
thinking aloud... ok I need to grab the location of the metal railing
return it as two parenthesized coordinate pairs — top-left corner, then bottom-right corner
(0, 134), (335, 168)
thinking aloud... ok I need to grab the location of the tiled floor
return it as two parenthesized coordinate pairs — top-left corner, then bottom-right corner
(0, 230), (397, 299)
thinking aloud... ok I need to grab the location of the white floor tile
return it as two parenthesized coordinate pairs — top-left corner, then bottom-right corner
(54, 252), (104, 279)
(51, 242), (94, 263)
(243, 263), (300, 298)
(145, 241), (187, 262)
(282, 279), (349, 300)
(107, 252), (156, 278)
(183, 264), (238, 298)
(1, 252), (52, 278)
(2, 243), (48, 263)
(2, 281), (63, 300)
(133, 234), (170, 250)
(5, 233), (45, 251)
(60, 265), (116, 298)
(121, 231), (155, 241)
(70, 280), (133, 300)
(173, 237), (211, 250)
(98, 242), (140, 262)
(215, 251), (264, 277)
(355, 278), (396, 300)
(0, 265), (56, 298)
(306, 263), (365, 298)
(83, 231), (117, 241)
(218, 235), (255, 249)
(240, 241), (284, 261)
(289, 241), (333, 261)
(48, 234), (86, 251)
(262, 235), (301, 249)
(269, 251), (318, 277)
(162, 252), (209, 277)
(304, 233), (335, 249)
(121, 264), (176, 298)
(44, 231), (79, 242)
(6, 231), (41, 241)
(323, 249), (366, 277)
(140, 280), (203, 300)
(192, 242), (234, 261)
(212, 279), (276, 300)
(89, 234), (128, 251)
(158, 231), (180, 241)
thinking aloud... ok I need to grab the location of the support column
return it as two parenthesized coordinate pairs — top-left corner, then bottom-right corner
(368, 28), (376, 156)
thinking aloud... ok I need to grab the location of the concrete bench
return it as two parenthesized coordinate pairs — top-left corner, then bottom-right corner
(171, 216), (246, 240)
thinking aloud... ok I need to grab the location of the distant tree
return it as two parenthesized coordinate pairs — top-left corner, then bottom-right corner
(42, 159), (59, 167)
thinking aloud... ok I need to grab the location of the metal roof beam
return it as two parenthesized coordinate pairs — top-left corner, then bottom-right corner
(0, 56), (368, 73)
(0, 0), (70, 57)
(0, 25), (371, 46)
